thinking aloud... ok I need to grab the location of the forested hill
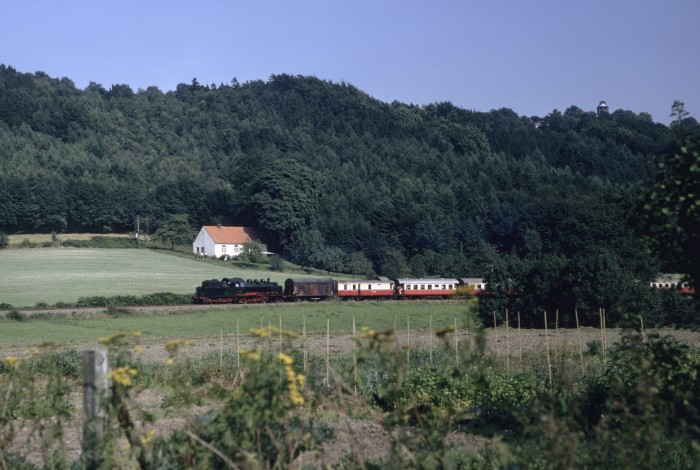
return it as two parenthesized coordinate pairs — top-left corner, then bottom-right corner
(2, 64), (697, 323)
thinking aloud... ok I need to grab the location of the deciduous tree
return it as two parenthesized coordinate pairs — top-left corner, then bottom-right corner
(152, 214), (194, 250)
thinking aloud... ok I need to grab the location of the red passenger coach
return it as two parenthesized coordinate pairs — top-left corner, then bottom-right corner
(395, 278), (460, 299)
(335, 278), (395, 300)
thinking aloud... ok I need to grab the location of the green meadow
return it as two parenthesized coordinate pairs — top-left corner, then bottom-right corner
(0, 301), (471, 346)
(0, 248), (291, 307)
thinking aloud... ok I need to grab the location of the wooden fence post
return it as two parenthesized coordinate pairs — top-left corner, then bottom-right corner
(505, 309), (510, 372)
(429, 314), (433, 366)
(454, 317), (459, 368)
(544, 311), (552, 384)
(353, 316), (357, 396)
(406, 315), (410, 376)
(326, 318), (330, 387)
(82, 350), (109, 469)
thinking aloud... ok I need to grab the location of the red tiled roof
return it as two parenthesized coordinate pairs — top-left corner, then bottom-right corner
(203, 226), (257, 244)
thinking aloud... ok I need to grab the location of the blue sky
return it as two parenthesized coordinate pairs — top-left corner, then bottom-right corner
(2, 1), (698, 124)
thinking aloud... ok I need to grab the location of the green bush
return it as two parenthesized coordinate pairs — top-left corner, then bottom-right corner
(516, 333), (700, 469)
(20, 238), (37, 248)
(0, 231), (7, 249)
(71, 292), (191, 309)
(149, 347), (327, 468)
(6, 309), (27, 321)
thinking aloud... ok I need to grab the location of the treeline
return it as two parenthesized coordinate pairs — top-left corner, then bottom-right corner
(0, 65), (697, 325)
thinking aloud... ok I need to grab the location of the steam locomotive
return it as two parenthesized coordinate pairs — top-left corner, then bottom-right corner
(193, 277), (487, 304)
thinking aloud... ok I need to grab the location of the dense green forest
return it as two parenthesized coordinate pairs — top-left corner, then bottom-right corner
(1, 65), (698, 326)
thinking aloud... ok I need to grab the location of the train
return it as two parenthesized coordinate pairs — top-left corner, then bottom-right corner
(193, 275), (695, 304)
(192, 276), (488, 304)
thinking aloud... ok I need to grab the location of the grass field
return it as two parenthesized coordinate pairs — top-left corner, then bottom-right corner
(0, 301), (473, 346)
(0, 248), (295, 307)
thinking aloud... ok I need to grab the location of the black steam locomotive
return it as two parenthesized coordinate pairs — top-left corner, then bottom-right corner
(193, 277), (284, 304)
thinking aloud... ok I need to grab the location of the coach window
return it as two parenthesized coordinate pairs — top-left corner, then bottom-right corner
(344, 284), (348, 290)
(368, 284), (371, 289)
(352, 284), (356, 290)
(428, 285), (432, 290)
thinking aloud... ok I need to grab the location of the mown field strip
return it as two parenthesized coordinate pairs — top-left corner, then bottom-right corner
(0, 301), (473, 346)
(0, 248), (293, 307)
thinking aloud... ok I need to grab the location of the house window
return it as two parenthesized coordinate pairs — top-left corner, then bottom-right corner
(222, 245), (226, 253)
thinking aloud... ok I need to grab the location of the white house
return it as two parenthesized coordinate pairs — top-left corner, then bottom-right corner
(192, 226), (262, 259)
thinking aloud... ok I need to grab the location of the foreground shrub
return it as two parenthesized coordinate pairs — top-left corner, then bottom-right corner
(148, 348), (327, 468)
(1, 346), (75, 467)
(518, 333), (700, 469)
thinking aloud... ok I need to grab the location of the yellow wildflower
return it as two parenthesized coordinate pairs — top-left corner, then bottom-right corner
(241, 349), (261, 362)
(249, 327), (269, 338)
(289, 388), (304, 406)
(360, 328), (376, 339)
(165, 339), (185, 353)
(131, 330), (142, 337)
(3, 356), (20, 367)
(99, 332), (127, 345)
(133, 346), (143, 355)
(267, 326), (299, 338)
(280, 361), (305, 405)
(166, 358), (174, 366)
(140, 429), (156, 446)
(277, 353), (294, 365)
(109, 366), (138, 387)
